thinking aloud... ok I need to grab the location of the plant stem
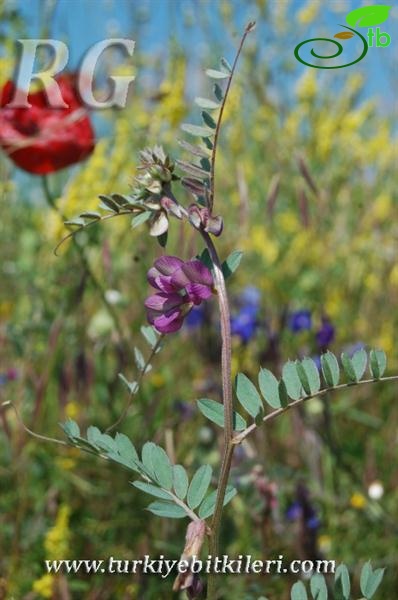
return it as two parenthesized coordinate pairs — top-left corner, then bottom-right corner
(201, 232), (234, 598)
(209, 21), (255, 212)
(105, 333), (164, 433)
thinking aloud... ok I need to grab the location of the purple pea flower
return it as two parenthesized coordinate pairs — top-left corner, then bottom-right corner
(145, 256), (214, 334)
(289, 309), (312, 333)
(316, 317), (335, 348)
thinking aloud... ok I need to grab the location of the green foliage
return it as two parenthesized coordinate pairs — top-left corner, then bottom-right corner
(60, 422), (236, 521)
(172, 465), (189, 500)
(258, 368), (283, 409)
(321, 351), (340, 387)
(234, 349), (388, 420)
(202, 110), (217, 129)
(369, 349), (387, 379)
(187, 464), (212, 509)
(360, 561), (385, 599)
(235, 372), (263, 418)
(222, 250), (243, 279)
(296, 357), (321, 395)
(310, 574), (328, 600)
(291, 580), (308, 600)
(205, 68), (230, 79)
(282, 360), (303, 401)
(198, 485), (237, 519)
(335, 564), (351, 599)
(290, 561), (385, 599)
(181, 123), (214, 138)
(197, 398), (247, 431)
(195, 97), (220, 110)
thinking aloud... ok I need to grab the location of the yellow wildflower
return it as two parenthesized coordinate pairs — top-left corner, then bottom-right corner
(350, 492), (366, 509)
(318, 534), (332, 554)
(32, 574), (54, 599)
(150, 372), (166, 388)
(45, 505), (71, 559)
(65, 401), (80, 420)
(296, 70), (317, 103)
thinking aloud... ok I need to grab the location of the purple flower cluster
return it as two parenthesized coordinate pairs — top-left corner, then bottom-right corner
(316, 316), (335, 348)
(289, 310), (335, 349)
(145, 256), (214, 334)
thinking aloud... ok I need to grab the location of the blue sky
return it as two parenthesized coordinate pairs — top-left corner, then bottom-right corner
(3, 0), (397, 113)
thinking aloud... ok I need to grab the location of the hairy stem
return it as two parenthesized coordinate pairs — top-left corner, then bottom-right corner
(209, 21), (255, 212)
(201, 232), (234, 597)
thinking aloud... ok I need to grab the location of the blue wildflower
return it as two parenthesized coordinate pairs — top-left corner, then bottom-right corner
(311, 355), (321, 371)
(286, 486), (320, 531)
(286, 501), (302, 521)
(289, 309), (312, 333)
(230, 286), (261, 343)
(231, 306), (258, 343)
(240, 286), (261, 308)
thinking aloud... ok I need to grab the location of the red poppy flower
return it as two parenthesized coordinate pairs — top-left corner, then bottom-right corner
(0, 74), (95, 174)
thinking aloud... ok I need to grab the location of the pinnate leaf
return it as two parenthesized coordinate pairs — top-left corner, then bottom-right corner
(187, 465), (212, 509)
(258, 368), (282, 409)
(197, 398), (246, 431)
(173, 465), (189, 500)
(198, 485), (236, 519)
(321, 351), (340, 387)
(235, 373), (263, 418)
(282, 360), (303, 400)
(205, 68), (230, 79)
(369, 349), (386, 379)
(146, 501), (187, 519)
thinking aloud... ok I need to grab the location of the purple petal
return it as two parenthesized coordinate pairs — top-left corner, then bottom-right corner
(170, 266), (191, 287)
(146, 307), (159, 325)
(152, 274), (178, 293)
(186, 283), (213, 304)
(144, 292), (183, 312)
(182, 260), (213, 286)
(147, 266), (162, 289)
(154, 255), (184, 276)
(153, 309), (184, 333)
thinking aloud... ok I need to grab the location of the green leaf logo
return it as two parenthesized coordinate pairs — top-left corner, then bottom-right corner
(346, 4), (391, 28)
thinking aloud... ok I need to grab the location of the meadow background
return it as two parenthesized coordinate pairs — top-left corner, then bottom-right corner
(0, 0), (397, 598)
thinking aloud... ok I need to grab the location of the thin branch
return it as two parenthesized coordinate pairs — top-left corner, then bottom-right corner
(208, 21), (255, 212)
(232, 375), (398, 445)
(2, 401), (68, 446)
(139, 472), (202, 523)
(105, 334), (165, 433)
(53, 209), (134, 256)
(42, 177), (129, 349)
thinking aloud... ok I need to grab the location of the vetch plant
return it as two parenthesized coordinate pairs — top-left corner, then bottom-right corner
(11, 22), (397, 599)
